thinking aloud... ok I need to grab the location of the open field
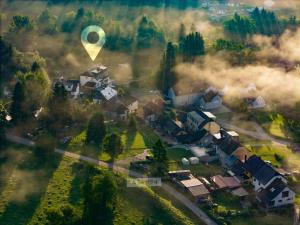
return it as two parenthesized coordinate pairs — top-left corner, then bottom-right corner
(0, 144), (195, 225)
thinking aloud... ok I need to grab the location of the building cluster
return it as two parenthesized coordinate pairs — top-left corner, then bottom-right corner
(141, 86), (294, 210)
(54, 65), (139, 120)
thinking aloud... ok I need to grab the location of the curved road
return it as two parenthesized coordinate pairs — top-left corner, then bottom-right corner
(6, 133), (217, 225)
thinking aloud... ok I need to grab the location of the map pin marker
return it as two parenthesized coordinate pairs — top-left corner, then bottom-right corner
(81, 25), (106, 61)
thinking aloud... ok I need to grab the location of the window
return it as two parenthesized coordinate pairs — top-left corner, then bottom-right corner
(282, 191), (289, 198)
(269, 200), (275, 206)
(278, 200), (282, 203)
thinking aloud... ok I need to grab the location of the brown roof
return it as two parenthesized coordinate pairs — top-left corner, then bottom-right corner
(180, 178), (202, 188)
(211, 175), (240, 189)
(233, 147), (253, 162)
(84, 81), (96, 88)
(188, 185), (210, 197)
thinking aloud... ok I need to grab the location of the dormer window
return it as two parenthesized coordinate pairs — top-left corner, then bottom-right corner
(270, 187), (276, 192)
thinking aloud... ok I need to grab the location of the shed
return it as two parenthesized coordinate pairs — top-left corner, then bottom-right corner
(189, 157), (200, 165)
(182, 158), (190, 165)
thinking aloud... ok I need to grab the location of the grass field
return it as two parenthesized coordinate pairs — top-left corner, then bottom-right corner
(65, 126), (151, 162)
(0, 144), (195, 225)
(253, 112), (291, 139)
(245, 144), (300, 169)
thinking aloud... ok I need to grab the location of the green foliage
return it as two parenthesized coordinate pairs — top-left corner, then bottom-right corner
(136, 16), (165, 49)
(83, 171), (118, 225)
(103, 133), (123, 160)
(182, 32), (205, 61)
(224, 13), (256, 39)
(214, 39), (246, 51)
(86, 112), (106, 145)
(9, 15), (33, 32)
(0, 102), (8, 147)
(10, 81), (26, 123)
(250, 7), (281, 36)
(46, 204), (81, 225)
(128, 114), (137, 131)
(37, 9), (58, 34)
(156, 42), (176, 93)
(151, 139), (168, 177)
(178, 23), (186, 51)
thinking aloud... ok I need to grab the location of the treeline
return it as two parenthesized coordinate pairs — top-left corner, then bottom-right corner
(47, 0), (205, 9)
(224, 7), (298, 39)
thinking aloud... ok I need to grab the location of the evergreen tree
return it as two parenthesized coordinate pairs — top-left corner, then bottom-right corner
(0, 102), (8, 147)
(182, 32), (205, 61)
(86, 112), (106, 145)
(128, 114), (137, 131)
(178, 23), (186, 51)
(46, 204), (81, 225)
(156, 42), (176, 93)
(10, 81), (25, 123)
(151, 139), (168, 177)
(103, 133), (123, 161)
(83, 172), (118, 225)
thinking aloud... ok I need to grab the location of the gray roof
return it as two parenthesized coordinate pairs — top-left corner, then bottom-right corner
(256, 178), (287, 203)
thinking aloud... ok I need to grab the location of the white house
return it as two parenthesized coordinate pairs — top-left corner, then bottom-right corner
(244, 155), (287, 191)
(199, 87), (223, 110)
(168, 87), (203, 107)
(256, 178), (295, 209)
(186, 111), (219, 134)
(249, 96), (266, 109)
(80, 65), (108, 87)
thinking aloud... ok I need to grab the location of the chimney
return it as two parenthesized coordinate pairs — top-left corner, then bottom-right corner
(244, 154), (247, 162)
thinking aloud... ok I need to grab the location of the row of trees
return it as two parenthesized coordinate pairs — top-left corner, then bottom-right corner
(224, 8), (298, 39)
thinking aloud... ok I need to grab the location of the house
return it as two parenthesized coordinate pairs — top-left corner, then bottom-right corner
(247, 96), (266, 109)
(163, 118), (186, 137)
(119, 96), (139, 114)
(189, 146), (218, 162)
(210, 175), (241, 189)
(176, 129), (208, 144)
(168, 86), (203, 107)
(100, 86), (118, 101)
(80, 65), (108, 87)
(186, 110), (220, 134)
(63, 80), (80, 98)
(256, 178), (295, 209)
(104, 101), (129, 120)
(143, 98), (165, 125)
(199, 87), (222, 110)
(244, 155), (287, 191)
(213, 129), (241, 166)
(180, 178), (210, 203)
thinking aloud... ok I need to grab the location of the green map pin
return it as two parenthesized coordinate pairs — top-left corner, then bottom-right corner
(81, 25), (106, 61)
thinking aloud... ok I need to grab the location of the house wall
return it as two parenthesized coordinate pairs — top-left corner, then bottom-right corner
(204, 96), (222, 110)
(80, 76), (97, 86)
(169, 88), (202, 107)
(128, 101), (139, 114)
(216, 147), (227, 167)
(273, 187), (295, 207)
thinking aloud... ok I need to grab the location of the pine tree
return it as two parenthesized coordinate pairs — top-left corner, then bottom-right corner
(103, 133), (123, 161)
(182, 32), (205, 62)
(151, 139), (168, 177)
(157, 42), (176, 93)
(10, 81), (25, 123)
(178, 23), (186, 51)
(86, 112), (106, 145)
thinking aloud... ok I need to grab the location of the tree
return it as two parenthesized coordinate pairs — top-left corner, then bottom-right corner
(151, 139), (168, 177)
(9, 15), (33, 32)
(224, 13), (256, 40)
(0, 102), (8, 147)
(136, 16), (165, 49)
(37, 9), (58, 34)
(182, 32), (205, 62)
(128, 114), (137, 131)
(156, 42), (176, 93)
(86, 112), (106, 145)
(83, 172), (118, 225)
(103, 133), (123, 161)
(10, 81), (25, 123)
(46, 204), (81, 225)
(178, 23), (186, 51)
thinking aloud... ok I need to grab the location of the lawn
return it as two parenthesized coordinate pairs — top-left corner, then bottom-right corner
(0, 144), (195, 225)
(65, 127), (150, 162)
(245, 144), (300, 168)
(253, 112), (291, 139)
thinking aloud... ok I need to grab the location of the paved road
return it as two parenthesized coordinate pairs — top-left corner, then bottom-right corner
(219, 121), (292, 146)
(6, 133), (217, 225)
